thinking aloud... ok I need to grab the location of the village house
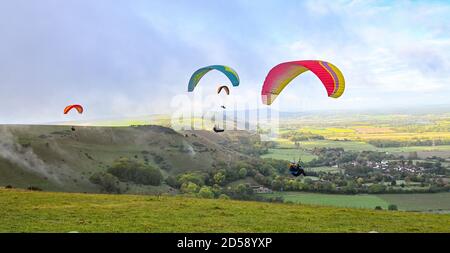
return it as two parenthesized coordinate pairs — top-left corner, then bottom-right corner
(251, 186), (273, 194)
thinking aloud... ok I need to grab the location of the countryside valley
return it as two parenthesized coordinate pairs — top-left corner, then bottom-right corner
(1, 110), (450, 232)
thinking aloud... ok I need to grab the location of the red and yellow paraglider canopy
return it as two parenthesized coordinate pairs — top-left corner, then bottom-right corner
(64, 104), (83, 114)
(261, 60), (345, 105)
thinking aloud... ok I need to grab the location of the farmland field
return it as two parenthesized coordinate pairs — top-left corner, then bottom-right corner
(275, 112), (450, 157)
(300, 140), (377, 151)
(377, 193), (450, 212)
(261, 148), (317, 162)
(261, 192), (450, 212)
(306, 166), (342, 173)
(263, 138), (450, 163)
(263, 192), (389, 209)
(1, 189), (449, 232)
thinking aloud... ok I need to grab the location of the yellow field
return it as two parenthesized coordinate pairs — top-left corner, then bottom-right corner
(281, 127), (450, 142)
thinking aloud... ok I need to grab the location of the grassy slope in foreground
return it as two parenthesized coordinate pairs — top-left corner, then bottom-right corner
(1, 189), (449, 232)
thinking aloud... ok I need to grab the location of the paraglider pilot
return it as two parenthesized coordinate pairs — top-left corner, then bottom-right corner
(289, 162), (306, 177)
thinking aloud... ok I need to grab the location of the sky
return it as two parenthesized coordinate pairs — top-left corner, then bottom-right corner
(0, 0), (450, 124)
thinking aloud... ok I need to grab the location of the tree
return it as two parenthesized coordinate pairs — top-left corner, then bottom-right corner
(388, 204), (398, 211)
(211, 184), (222, 198)
(286, 179), (298, 191)
(225, 184), (254, 200)
(181, 182), (199, 194)
(368, 183), (387, 194)
(108, 158), (162, 186)
(356, 177), (364, 185)
(213, 172), (226, 185)
(198, 186), (214, 199)
(238, 168), (248, 178)
(177, 173), (205, 186)
(343, 180), (358, 194)
(258, 164), (275, 176)
(89, 172), (121, 193)
(165, 175), (180, 188)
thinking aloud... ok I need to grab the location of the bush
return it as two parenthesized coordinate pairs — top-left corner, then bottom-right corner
(368, 183), (387, 194)
(181, 182), (199, 194)
(89, 172), (121, 193)
(108, 158), (163, 186)
(225, 184), (255, 200)
(238, 168), (248, 178)
(27, 186), (42, 191)
(374, 206), (383, 210)
(218, 194), (230, 200)
(165, 175), (180, 188)
(198, 186), (214, 199)
(388, 204), (398, 211)
(213, 172), (226, 185)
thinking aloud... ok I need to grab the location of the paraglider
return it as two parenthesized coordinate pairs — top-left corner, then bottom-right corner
(213, 126), (225, 133)
(217, 85), (230, 95)
(261, 60), (345, 105)
(188, 65), (239, 92)
(289, 161), (306, 177)
(188, 65), (239, 134)
(63, 104), (83, 114)
(64, 104), (83, 132)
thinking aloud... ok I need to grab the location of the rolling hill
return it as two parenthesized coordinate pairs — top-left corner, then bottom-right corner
(0, 124), (260, 193)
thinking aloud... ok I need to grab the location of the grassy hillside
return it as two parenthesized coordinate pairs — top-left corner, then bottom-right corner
(0, 125), (259, 193)
(1, 189), (449, 232)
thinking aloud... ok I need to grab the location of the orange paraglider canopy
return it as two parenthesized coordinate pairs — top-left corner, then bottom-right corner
(64, 104), (83, 114)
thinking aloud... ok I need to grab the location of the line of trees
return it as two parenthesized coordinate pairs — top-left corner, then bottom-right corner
(90, 157), (163, 193)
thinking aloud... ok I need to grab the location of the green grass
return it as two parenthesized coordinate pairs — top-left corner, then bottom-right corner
(275, 139), (378, 151)
(264, 192), (389, 209)
(377, 193), (450, 212)
(306, 166), (342, 173)
(261, 148), (317, 162)
(267, 139), (450, 160)
(1, 189), (449, 232)
(263, 192), (450, 212)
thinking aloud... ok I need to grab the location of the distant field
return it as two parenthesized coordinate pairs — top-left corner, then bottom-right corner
(306, 166), (342, 173)
(377, 193), (450, 212)
(268, 138), (450, 159)
(301, 140), (377, 151)
(280, 122), (450, 143)
(65, 115), (172, 127)
(262, 192), (450, 212)
(261, 148), (317, 162)
(276, 113), (450, 156)
(264, 192), (389, 209)
(1, 189), (449, 232)
(274, 139), (378, 151)
(380, 145), (450, 152)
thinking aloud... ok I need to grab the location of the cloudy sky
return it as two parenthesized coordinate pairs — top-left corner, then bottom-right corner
(1, 0), (449, 123)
